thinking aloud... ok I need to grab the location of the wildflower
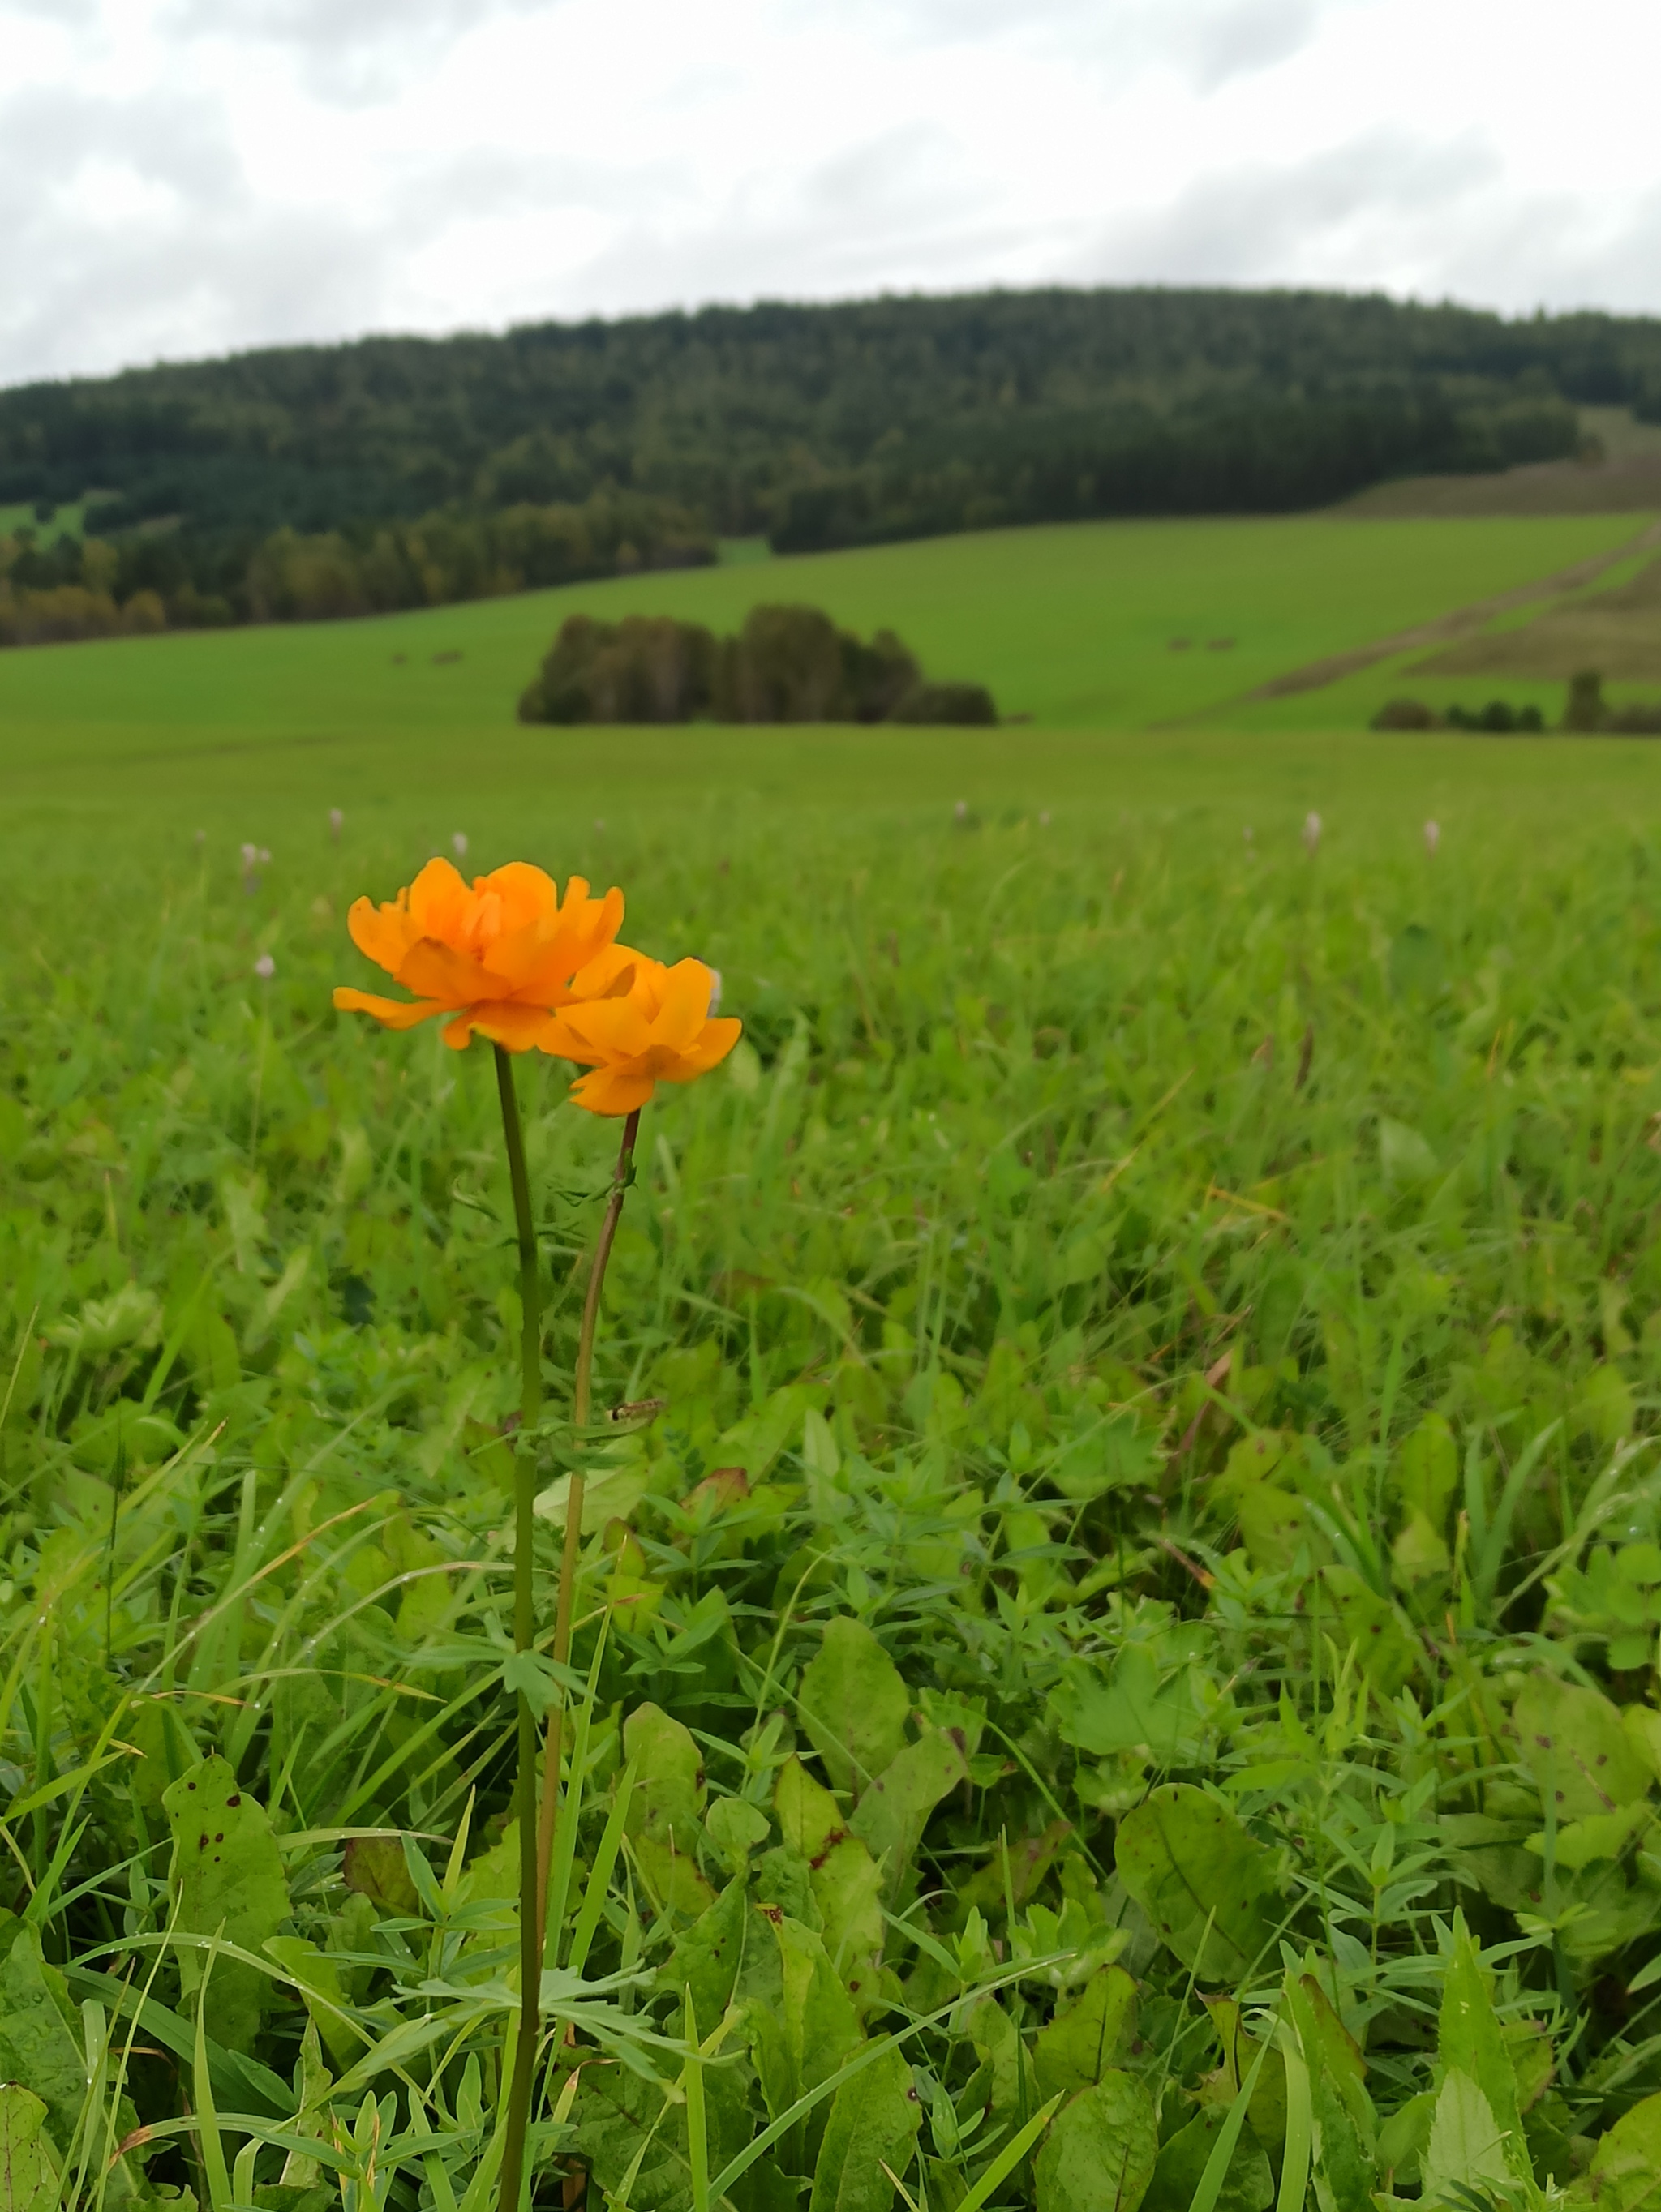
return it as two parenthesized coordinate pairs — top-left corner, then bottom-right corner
(333, 857), (630, 1051)
(254, 952), (276, 980)
(543, 954), (740, 1115)
(706, 966), (723, 1013)
(453, 831), (469, 859)
(241, 841), (258, 867)
(1424, 818), (1440, 855)
(1303, 811), (1321, 854)
(330, 808), (343, 842)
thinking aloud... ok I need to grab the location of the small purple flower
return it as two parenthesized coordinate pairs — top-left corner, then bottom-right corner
(254, 953), (276, 980)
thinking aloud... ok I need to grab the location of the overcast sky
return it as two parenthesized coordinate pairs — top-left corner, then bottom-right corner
(6, 0), (1660, 388)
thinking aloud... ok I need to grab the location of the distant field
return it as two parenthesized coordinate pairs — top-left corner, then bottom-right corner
(0, 510), (1646, 787)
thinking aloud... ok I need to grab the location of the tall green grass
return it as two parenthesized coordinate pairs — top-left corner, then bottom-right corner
(8, 787), (1661, 2208)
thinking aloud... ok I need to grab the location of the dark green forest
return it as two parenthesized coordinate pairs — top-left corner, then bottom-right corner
(4, 284), (1660, 641)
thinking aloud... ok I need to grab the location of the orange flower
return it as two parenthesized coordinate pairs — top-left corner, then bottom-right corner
(333, 857), (632, 1051)
(543, 955), (741, 1115)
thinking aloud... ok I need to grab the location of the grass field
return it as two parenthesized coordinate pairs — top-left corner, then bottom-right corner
(11, 512), (1661, 2210)
(0, 512), (1651, 800)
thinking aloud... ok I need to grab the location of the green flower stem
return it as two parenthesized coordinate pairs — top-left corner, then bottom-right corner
(493, 1044), (543, 2212)
(534, 1104), (641, 1959)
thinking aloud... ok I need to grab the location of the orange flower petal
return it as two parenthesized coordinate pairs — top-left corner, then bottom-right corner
(397, 937), (516, 1005)
(333, 986), (446, 1031)
(569, 1064), (658, 1116)
(661, 1016), (743, 1080)
(468, 1002), (561, 1052)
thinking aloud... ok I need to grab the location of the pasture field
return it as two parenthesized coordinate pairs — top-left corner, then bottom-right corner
(8, 744), (1661, 2211)
(9, 510), (1661, 2211)
(0, 509), (1650, 772)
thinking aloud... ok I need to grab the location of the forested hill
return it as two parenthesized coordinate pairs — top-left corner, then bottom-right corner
(4, 286), (1661, 643)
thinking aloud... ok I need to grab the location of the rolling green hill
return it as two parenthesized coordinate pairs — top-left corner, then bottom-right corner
(1, 509), (1657, 856)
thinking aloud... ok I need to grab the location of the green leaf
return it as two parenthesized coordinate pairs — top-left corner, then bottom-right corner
(805, 2040), (921, 2212)
(264, 1937), (363, 2071)
(0, 1913), (103, 2164)
(1033, 2073), (1157, 2212)
(0, 2086), (56, 2212)
(625, 1703), (709, 1854)
(164, 1754), (291, 2053)
(1437, 1915), (1529, 2181)
(1421, 2070), (1512, 2203)
(341, 1835), (421, 1916)
(1032, 1966), (1138, 2103)
(775, 1756), (884, 2005)
(797, 1618), (912, 1802)
(1590, 2088), (1661, 2210)
(1144, 2104), (1273, 2212)
(1509, 1674), (1652, 1820)
(661, 1877), (749, 2028)
(747, 1911), (863, 2168)
(848, 1729), (968, 1903)
(1114, 1785), (1279, 1979)
(1049, 1645), (1201, 1761)
(1282, 1974), (1375, 2212)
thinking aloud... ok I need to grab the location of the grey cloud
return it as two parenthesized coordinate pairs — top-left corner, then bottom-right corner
(163, 0), (556, 105)
(0, 81), (396, 382)
(1084, 131), (1500, 288)
(1185, 0), (1318, 91)
(819, 0), (1331, 91)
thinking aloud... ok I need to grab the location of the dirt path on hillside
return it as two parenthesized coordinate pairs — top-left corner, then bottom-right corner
(1170, 515), (1661, 719)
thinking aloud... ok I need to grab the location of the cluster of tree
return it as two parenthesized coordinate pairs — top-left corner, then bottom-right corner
(0, 489), (709, 646)
(1372, 697), (1547, 733)
(517, 604), (998, 725)
(3, 286), (1652, 559)
(1372, 676), (1661, 735)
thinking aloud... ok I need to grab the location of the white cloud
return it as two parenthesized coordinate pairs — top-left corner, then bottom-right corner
(0, 0), (1658, 388)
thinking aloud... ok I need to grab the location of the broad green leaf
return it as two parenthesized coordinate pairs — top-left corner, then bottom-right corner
(1314, 1565), (1419, 1693)
(0, 2085), (54, 2212)
(164, 1753), (291, 2052)
(848, 1729), (968, 1902)
(633, 1835), (718, 1921)
(660, 1875), (749, 2027)
(1032, 1966), (1137, 2103)
(1509, 1674), (1651, 1820)
(1144, 2104), (1273, 2212)
(0, 1920), (86, 2171)
(797, 1618), (912, 1801)
(749, 1911), (863, 2167)
(1049, 1645), (1201, 1760)
(341, 1834), (421, 1916)
(705, 1797), (770, 1875)
(1114, 1785), (1279, 1979)
(1590, 2087), (1661, 2210)
(264, 1936), (363, 2070)
(624, 1702), (708, 1853)
(1395, 1410), (1458, 1525)
(775, 1755), (884, 2004)
(1033, 2073), (1157, 2212)
(806, 2040), (921, 2212)
(1421, 2070), (1511, 2202)
(1436, 1931), (1529, 2180)
(1283, 1974), (1374, 2212)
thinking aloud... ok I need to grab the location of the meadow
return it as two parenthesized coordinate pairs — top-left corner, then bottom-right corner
(9, 511), (1661, 2212)
(0, 511), (1650, 798)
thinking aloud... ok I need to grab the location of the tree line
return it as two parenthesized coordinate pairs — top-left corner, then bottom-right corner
(4, 283), (1659, 642)
(0, 490), (710, 647)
